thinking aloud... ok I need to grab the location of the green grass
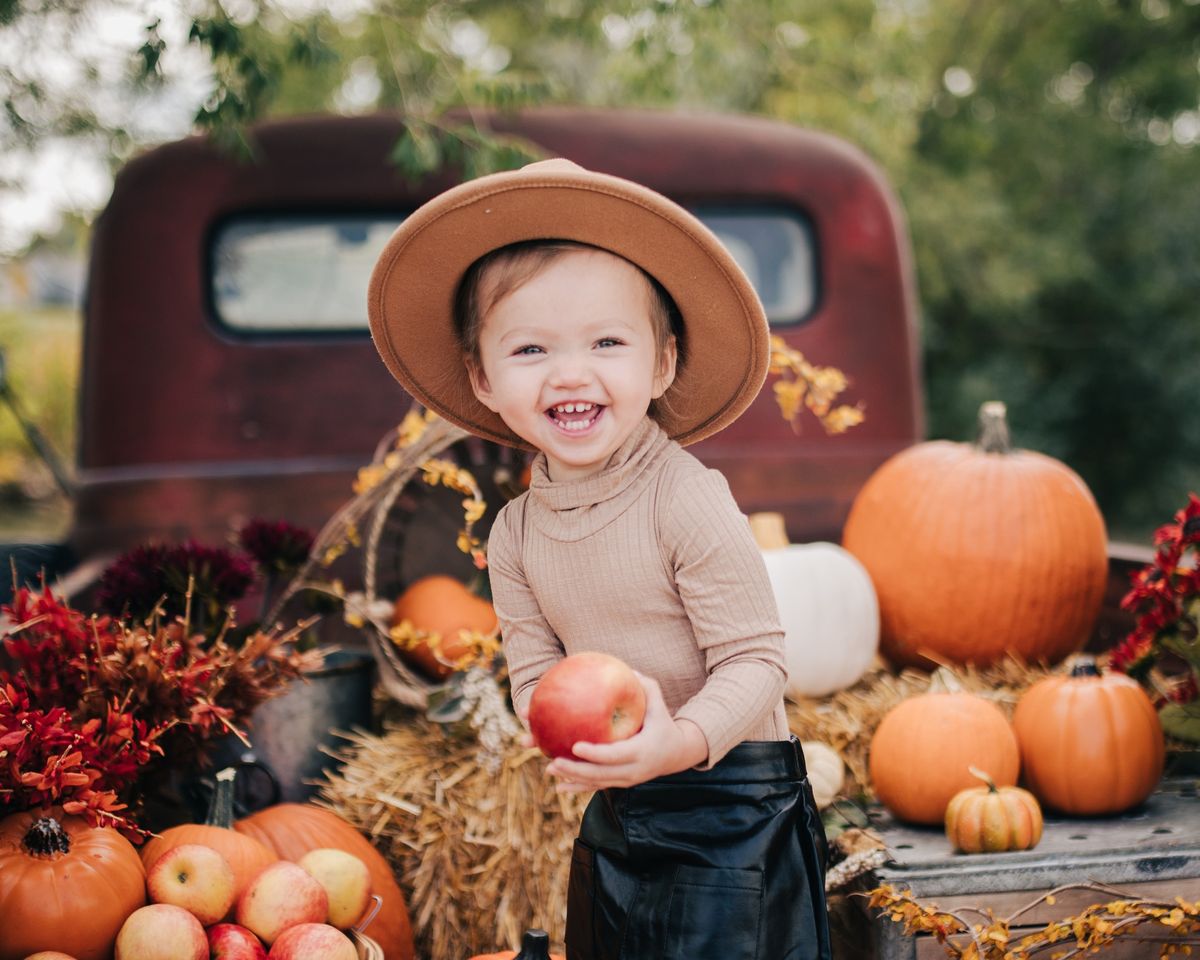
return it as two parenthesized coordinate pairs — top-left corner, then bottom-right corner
(0, 305), (80, 542)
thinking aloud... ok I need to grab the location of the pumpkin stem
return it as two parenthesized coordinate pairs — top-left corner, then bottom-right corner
(515, 929), (551, 960)
(968, 765), (999, 793)
(977, 401), (1012, 455)
(21, 816), (71, 857)
(1068, 653), (1101, 678)
(205, 766), (237, 829)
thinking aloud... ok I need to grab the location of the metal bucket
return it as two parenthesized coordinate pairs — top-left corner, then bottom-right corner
(237, 647), (377, 802)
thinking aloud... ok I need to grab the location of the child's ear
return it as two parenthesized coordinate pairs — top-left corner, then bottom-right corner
(651, 336), (678, 400)
(467, 356), (500, 413)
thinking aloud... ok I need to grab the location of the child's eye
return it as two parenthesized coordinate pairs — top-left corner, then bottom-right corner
(595, 337), (623, 348)
(514, 344), (544, 356)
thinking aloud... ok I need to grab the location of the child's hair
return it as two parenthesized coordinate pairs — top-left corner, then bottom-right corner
(454, 239), (685, 379)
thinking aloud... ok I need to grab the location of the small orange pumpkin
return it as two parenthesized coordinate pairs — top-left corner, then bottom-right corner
(869, 674), (1020, 825)
(469, 929), (564, 960)
(392, 574), (498, 679)
(1012, 656), (1165, 815)
(139, 767), (277, 904)
(0, 810), (146, 960)
(843, 401), (1107, 668)
(945, 767), (1043, 853)
(235, 802), (415, 960)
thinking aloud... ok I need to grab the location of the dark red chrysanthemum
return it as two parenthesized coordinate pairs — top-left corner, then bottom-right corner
(238, 518), (315, 574)
(96, 541), (254, 627)
(1108, 632), (1157, 680)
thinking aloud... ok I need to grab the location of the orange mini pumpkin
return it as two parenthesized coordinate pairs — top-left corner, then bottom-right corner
(870, 676), (1020, 825)
(0, 810), (146, 960)
(392, 575), (498, 679)
(470, 929), (564, 960)
(843, 401), (1107, 668)
(1013, 656), (1165, 815)
(945, 767), (1043, 853)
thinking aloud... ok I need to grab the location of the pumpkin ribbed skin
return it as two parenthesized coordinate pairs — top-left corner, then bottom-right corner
(869, 691), (1020, 825)
(235, 803), (415, 960)
(0, 810), (147, 960)
(842, 403), (1107, 668)
(392, 575), (498, 679)
(945, 776), (1043, 853)
(1013, 663), (1164, 815)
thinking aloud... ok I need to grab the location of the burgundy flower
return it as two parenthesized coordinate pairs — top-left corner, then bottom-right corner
(96, 541), (254, 631)
(238, 518), (315, 574)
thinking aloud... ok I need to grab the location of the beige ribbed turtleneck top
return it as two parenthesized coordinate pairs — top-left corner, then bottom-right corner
(486, 416), (790, 768)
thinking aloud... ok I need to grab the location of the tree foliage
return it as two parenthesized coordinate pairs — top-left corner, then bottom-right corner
(3, 0), (1199, 538)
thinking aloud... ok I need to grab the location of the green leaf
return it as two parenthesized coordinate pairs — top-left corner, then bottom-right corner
(1160, 701), (1200, 744)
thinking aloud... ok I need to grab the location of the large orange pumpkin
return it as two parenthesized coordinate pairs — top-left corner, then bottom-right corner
(0, 810), (147, 960)
(869, 680), (1020, 825)
(139, 767), (278, 903)
(235, 802), (415, 960)
(1012, 656), (1165, 815)
(392, 574), (498, 679)
(843, 401), (1107, 668)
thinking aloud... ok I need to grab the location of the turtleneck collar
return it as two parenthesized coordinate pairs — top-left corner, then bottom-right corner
(525, 416), (674, 541)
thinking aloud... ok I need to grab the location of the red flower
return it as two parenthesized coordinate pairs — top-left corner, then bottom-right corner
(1108, 632), (1157, 680)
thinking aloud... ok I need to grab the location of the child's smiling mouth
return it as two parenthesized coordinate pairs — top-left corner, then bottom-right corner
(547, 401), (603, 433)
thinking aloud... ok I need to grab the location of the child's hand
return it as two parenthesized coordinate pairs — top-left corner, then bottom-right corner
(544, 673), (708, 792)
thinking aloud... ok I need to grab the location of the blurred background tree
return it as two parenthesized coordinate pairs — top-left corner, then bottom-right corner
(2, 0), (1198, 540)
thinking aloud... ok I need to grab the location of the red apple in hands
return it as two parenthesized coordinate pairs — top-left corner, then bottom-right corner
(528, 652), (647, 759)
(236, 861), (329, 945)
(146, 841), (237, 925)
(114, 904), (207, 960)
(267, 923), (357, 960)
(208, 924), (268, 960)
(296, 848), (372, 928)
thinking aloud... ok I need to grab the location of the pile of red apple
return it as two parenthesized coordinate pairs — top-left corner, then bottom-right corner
(99, 843), (372, 960)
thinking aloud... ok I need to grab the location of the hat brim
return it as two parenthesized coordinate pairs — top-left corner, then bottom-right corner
(367, 162), (769, 449)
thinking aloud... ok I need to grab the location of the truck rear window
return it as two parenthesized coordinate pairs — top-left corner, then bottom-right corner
(210, 207), (816, 335)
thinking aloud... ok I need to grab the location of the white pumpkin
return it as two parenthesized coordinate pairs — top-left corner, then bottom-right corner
(800, 740), (845, 808)
(759, 540), (880, 699)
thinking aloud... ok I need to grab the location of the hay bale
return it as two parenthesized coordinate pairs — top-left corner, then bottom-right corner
(319, 716), (586, 959)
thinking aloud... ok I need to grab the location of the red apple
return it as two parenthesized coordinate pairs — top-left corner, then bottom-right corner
(236, 861), (329, 945)
(208, 924), (268, 960)
(146, 841), (237, 925)
(267, 923), (357, 960)
(296, 848), (372, 928)
(528, 651), (647, 759)
(114, 904), (207, 960)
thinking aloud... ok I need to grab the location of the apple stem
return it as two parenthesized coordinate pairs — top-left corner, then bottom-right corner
(205, 766), (237, 829)
(22, 816), (71, 857)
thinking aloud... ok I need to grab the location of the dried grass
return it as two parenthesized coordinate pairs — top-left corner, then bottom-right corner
(319, 716), (586, 959)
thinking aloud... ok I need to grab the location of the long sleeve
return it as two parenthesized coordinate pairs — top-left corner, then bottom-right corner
(660, 465), (788, 767)
(487, 496), (566, 720)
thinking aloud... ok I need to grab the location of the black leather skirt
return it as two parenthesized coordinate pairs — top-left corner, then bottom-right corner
(564, 736), (831, 960)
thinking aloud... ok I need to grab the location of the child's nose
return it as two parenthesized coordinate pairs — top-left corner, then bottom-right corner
(548, 353), (592, 388)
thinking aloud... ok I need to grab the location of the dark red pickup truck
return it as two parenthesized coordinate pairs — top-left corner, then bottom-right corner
(66, 107), (920, 571)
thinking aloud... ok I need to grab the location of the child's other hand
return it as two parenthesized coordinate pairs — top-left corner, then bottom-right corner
(515, 701), (535, 750)
(544, 673), (708, 792)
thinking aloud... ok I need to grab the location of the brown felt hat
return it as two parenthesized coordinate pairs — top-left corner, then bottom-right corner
(367, 158), (769, 449)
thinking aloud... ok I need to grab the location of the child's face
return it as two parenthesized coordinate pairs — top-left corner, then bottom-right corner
(469, 248), (676, 482)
